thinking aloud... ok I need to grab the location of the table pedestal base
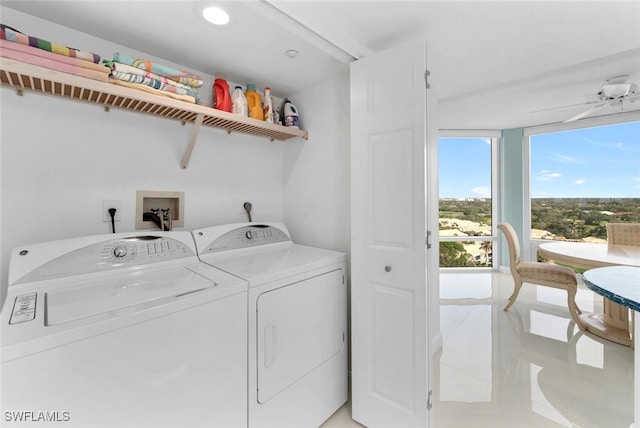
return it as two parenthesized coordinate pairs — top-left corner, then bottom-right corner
(604, 297), (630, 330)
(580, 312), (632, 347)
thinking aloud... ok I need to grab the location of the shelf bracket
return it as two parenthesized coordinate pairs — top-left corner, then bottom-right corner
(181, 113), (204, 169)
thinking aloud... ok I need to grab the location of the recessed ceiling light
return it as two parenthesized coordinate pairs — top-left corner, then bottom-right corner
(202, 6), (230, 25)
(285, 49), (300, 59)
(194, 1), (231, 27)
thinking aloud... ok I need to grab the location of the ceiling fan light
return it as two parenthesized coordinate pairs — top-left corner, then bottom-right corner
(602, 83), (631, 98)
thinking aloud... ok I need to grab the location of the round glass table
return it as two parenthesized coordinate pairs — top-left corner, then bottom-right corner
(538, 242), (640, 347)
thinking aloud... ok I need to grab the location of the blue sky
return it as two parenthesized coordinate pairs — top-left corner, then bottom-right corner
(439, 120), (640, 199)
(530, 121), (640, 198)
(439, 137), (492, 198)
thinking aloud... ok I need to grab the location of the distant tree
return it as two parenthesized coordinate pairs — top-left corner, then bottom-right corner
(444, 197), (639, 247)
(439, 242), (474, 267)
(479, 241), (492, 266)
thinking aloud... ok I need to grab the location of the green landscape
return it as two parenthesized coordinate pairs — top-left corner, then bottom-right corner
(439, 198), (640, 267)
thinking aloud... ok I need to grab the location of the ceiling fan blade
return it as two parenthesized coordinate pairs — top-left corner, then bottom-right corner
(562, 102), (607, 123)
(530, 100), (600, 114)
(627, 93), (640, 103)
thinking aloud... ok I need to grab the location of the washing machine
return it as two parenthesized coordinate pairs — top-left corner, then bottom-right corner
(1, 231), (248, 428)
(192, 222), (348, 428)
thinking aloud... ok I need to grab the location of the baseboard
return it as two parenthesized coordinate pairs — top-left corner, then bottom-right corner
(498, 265), (510, 274)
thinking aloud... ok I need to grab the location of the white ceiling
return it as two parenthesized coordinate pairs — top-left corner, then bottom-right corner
(3, 0), (640, 129)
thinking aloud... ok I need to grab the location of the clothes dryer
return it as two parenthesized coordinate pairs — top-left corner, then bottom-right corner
(1, 231), (248, 427)
(192, 222), (348, 428)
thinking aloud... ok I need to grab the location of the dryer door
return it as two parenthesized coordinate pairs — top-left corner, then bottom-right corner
(256, 269), (346, 403)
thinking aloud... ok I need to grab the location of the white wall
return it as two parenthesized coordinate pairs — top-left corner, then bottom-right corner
(283, 72), (351, 372)
(0, 8), (288, 303)
(283, 74), (350, 256)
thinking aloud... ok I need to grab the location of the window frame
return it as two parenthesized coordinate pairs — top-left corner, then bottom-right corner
(524, 111), (640, 260)
(438, 130), (501, 270)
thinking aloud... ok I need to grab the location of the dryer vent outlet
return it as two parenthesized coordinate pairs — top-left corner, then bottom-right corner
(135, 190), (185, 230)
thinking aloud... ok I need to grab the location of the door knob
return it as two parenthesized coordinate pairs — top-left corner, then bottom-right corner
(385, 265), (392, 272)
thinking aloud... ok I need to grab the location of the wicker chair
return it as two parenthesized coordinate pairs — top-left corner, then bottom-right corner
(498, 223), (585, 329)
(606, 223), (640, 246)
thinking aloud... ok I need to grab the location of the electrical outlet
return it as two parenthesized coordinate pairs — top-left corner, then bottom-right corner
(102, 199), (122, 222)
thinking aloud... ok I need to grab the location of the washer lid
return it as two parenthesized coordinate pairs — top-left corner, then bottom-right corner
(45, 264), (215, 326)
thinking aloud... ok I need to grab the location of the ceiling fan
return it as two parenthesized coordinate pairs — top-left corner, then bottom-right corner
(561, 75), (640, 123)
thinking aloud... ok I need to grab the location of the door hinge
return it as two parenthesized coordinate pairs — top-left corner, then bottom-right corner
(426, 230), (432, 249)
(424, 70), (431, 89)
(427, 390), (433, 411)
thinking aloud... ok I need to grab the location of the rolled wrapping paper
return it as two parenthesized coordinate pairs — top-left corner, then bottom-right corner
(0, 39), (109, 74)
(0, 23), (101, 63)
(112, 53), (203, 88)
(108, 78), (196, 104)
(104, 60), (199, 100)
(0, 46), (109, 82)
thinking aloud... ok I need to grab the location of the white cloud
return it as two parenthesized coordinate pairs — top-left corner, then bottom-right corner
(573, 179), (585, 185)
(539, 170), (562, 178)
(551, 153), (580, 164)
(578, 136), (625, 151)
(472, 186), (491, 198)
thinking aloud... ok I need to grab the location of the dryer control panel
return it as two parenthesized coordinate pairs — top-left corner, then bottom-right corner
(11, 235), (195, 285)
(201, 224), (290, 254)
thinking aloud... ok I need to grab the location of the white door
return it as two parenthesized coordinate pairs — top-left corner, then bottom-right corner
(350, 40), (429, 427)
(425, 75), (439, 428)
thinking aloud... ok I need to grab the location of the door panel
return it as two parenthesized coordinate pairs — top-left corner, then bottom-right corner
(350, 39), (429, 428)
(370, 130), (414, 247)
(372, 283), (415, 411)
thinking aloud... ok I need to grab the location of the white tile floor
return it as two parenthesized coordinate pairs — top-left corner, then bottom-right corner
(321, 271), (634, 428)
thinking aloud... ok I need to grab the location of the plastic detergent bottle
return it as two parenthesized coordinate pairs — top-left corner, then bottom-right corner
(263, 87), (274, 123)
(245, 84), (263, 121)
(272, 102), (281, 125)
(231, 86), (248, 117)
(213, 74), (231, 112)
(282, 98), (299, 128)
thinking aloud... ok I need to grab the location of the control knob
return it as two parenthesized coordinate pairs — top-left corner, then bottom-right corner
(113, 246), (128, 258)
